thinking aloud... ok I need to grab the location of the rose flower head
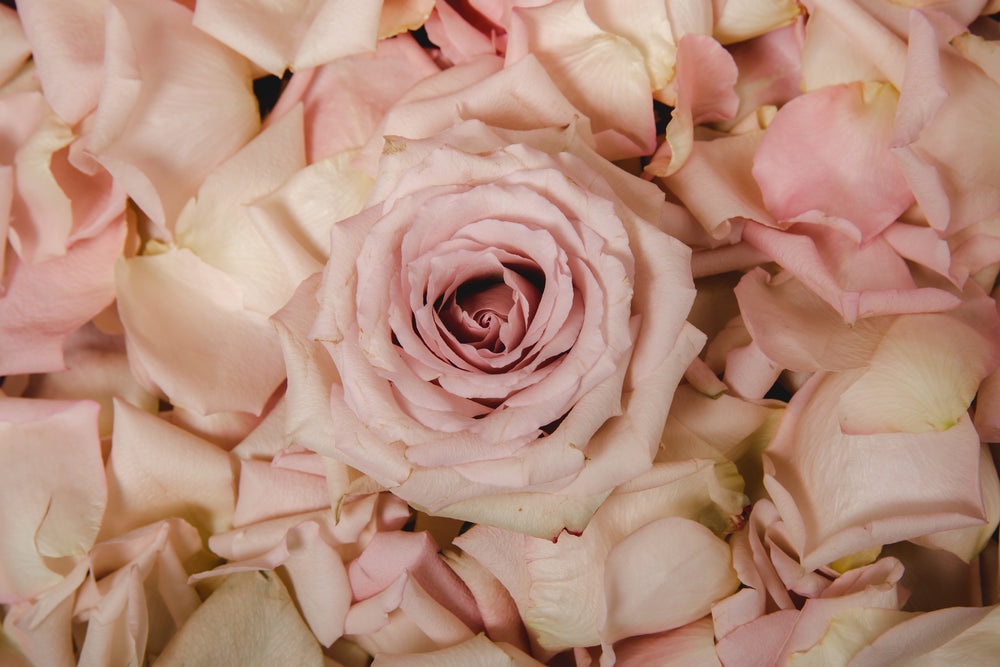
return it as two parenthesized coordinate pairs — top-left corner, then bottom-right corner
(280, 118), (702, 539)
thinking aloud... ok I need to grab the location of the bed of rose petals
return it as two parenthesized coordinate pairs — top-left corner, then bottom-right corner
(2, 0), (1000, 664)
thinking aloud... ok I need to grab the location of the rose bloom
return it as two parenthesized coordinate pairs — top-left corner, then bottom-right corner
(279, 117), (702, 538)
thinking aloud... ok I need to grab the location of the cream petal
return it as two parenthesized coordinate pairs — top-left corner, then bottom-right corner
(507, 0), (655, 159)
(156, 571), (324, 666)
(115, 249), (286, 416)
(193, 0), (382, 75)
(101, 399), (236, 541)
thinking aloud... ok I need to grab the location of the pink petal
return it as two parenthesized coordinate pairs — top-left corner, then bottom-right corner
(506, 0), (655, 159)
(101, 399), (236, 541)
(0, 215), (125, 375)
(764, 370), (989, 572)
(0, 399), (105, 603)
(601, 517), (739, 643)
(267, 34), (439, 162)
(753, 81), (913, 242)
(15, 0), (104, 123)
(88, 0), (259, 231)
(193, 0), (384, 75)
(425, 2), (499, 66)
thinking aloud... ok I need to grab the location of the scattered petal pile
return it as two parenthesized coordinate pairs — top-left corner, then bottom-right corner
(2, 0), (999, 664)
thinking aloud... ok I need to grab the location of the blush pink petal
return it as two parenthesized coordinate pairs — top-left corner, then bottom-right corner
(231, 459), (330, 528)
(349, 531), (485, 635)
(425, 1), (500, 65)
(506, 0), (655, 159)
(87, 0), (259, 231)
(764, 369), (988, 572)
(22, 323), (158, 438)
(741, 219), (961, 323)
(0, 398), (106, 604)
(753, 82), (913, 242)
(156, 571), (324, 666)
(646, 34), (739, 177)
(836, 287), (1000, 435)
(601, 517), (739, 644)
(608, 617), (721, 667)
(442, 549), (530, 652)
(891, 11), (1000, 233)
(193, 0), (384, 75)
(15, 0), (104, 123)
(115, 249), (286, 416)
(101, 399), (236, 542)
(0, 214), (125, 376)
(266, 34), (440, 162)
(344, 572), (479, 657)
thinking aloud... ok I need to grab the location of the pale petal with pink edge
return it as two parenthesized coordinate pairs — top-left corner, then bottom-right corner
(753, 82), (912, 242)
(583, 0), (676, 93)
(837, 288), (1000, 434)
(0, 399), (106, 603)
(115, 249), (285, 416)
(371, 633), (545, 666)
(726, 21), (803, 128)
(0, 215), (125, 376)
(194, 0), (382, 75)
(764, 370), (988, 573)
(156, 571), (324, 666)
(785, 607), (913, 666)
(101, 399), (236, 541)
(88, 0), (259, 231)
(15, 0), (104, 123)
(442, 549), (530, 651)
(506, 0), (654, 159)
(608, 617), (721, 667)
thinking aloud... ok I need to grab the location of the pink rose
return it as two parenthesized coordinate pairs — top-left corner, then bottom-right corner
(278, 117), (703, 539)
